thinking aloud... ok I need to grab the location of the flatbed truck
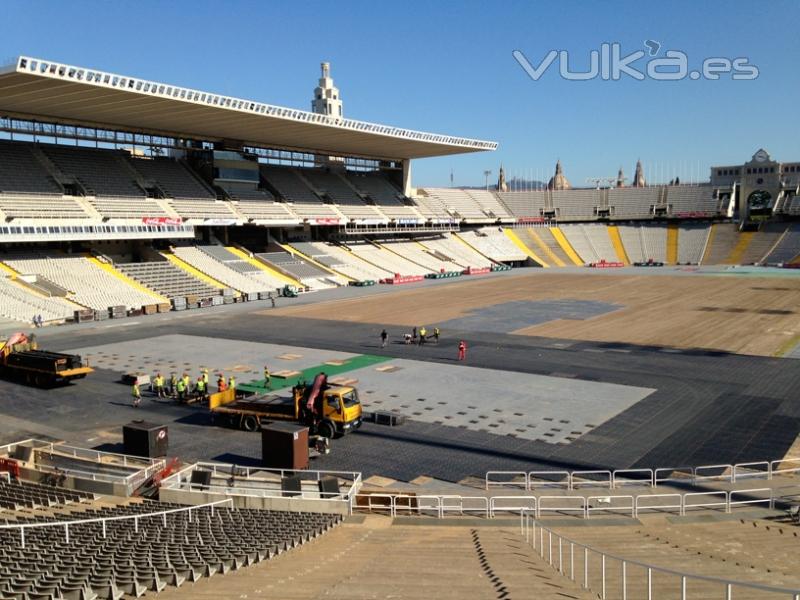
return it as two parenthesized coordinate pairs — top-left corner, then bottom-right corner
(0, 332), (93, 386)
(209, 373), (362, 439)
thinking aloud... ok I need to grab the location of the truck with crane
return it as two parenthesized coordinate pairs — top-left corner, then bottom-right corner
(209, 372), (362, 439)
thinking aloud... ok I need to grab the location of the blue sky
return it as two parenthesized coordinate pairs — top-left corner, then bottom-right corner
(2, 0), (799, 187)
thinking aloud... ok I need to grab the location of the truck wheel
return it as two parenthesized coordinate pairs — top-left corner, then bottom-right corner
(318, 421), (335, 440)
(242, 416), (259, 432)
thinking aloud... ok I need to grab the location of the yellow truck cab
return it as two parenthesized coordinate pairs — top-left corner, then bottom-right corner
(209, 373), (362, 439)
(307, 385), (362, 438)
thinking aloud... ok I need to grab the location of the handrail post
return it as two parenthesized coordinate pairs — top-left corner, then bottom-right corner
(725, 583), (732, 600)
(548, 531), (553, 566)
(64, 523), (69, 544)
(647, 566), (652, 600)
(681, 575), (686, 600)
(601, 554), (606, 598)
(584, 548), (589, 589)
(622, 560), (627, 600)
(558, 537), (563, 573)
(102, 520), (106, 538)
(134, 516), (138, 533)
(20, 527), (25, 549)
(570, 542), (574, 581)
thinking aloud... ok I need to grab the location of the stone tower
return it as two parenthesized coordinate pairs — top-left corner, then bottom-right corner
(632, 160), (646, 187)
(312, 62), (343, 119)
(616, 167), (626, 188)
(547, 160), (571, 190)
(497, 164), (508, 192)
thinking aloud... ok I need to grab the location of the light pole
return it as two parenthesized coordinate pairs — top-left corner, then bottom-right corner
(483, 170), (492, 191)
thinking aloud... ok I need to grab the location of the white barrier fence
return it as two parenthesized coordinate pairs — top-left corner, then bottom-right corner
(521, 514), (800, 600)
(486, 457), (800, 491)
(356, 486), (785, 519)
(0, 498), (234, 549)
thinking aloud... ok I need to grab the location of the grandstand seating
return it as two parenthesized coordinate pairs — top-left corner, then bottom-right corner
(300, 168), (386, 221)
(0, 276), (77, 324)
(117, 260), (220, 299)
(129, 157), (215, 201)
(458, 229), (526, 262)
(666, 185), (719, 215)
(537, 228), (574, 265)
(738, 222), (789, 264)
(701, 223), (739, 264)
(302, 241), (391, 281)
(464, 189), (513, 220)
(343, 240), (432, 276)
(168, 199), (239, 221)
(764, 223), (800, 264)
(90, 196), (170, 220)
(260, 166), (340, 219)
(41, 145), (144, 198)
(552, 189), (601, 219)
(3, 254), (158, 310)
(225, 187), (299, 221)
(255, 250), (338, 288)
(560, 224), (616, 263)
(608, 187), (659, 218)
(172, 246), (278, 294)
(676, 223), (711, 264)
(375, 239), (456, 273)
(550, 518), (800, 595)
(417, 234), (493, 269)
(0, 141), (63, 196)
(496, 191), (546, 218)
(0, 478), (93, 510)
(0, 195), (91, 220)
(411, 192), (451, 220)
(344, 171), (421, 220)
(619, 224), (667, 262)
(420, 188), (488, 220)
(0, 489), (340, 600)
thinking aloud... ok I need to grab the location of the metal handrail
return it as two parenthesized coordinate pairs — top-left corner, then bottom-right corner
(521, 513), (800, 599)
(484, 455), (800, 491)
(0, 498), (234, 548)
(355, 487), (790, 521)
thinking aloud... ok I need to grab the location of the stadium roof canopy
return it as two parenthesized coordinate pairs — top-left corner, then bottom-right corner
(0, 56), (497, 161)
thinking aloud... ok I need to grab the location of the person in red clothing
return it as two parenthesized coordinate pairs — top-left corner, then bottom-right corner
(457, 340), (466, 361)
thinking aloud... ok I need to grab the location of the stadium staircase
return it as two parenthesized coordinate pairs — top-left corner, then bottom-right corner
(226, 245), (302, 287)
(701, 223), (738, 265)
(156, 516), (594, 600)
(666, 223), (679, 264)
(549, 227), (584, 265)
(607, 225), (630, 264)
(545, 516), (800, 598)
(87, 255), (168, 303)
(724, 231), (755, 264)
(502, 229), (548, 266)
(161, 251), (229, 293)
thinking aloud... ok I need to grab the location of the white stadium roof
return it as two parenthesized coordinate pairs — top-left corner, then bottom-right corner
(0, 56), (497, 160)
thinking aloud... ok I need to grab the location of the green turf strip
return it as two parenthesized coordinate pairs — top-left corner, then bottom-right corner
(237, 354), (392, 394)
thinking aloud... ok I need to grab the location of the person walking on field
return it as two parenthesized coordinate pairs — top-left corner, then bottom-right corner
(131, 381), (141, 408)
(380, 329), (388, 348)
(419, 326), (427, 346)
(433, 327), (440, 344)
(457, 340), (467, 361)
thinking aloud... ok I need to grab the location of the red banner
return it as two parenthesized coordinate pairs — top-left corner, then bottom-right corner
(314, 218), (340, 225)
(589, 260), (624, 268)
(464, 267), (491, 275)
(142, 217), (183, 226)
(381, 275), (424, 285)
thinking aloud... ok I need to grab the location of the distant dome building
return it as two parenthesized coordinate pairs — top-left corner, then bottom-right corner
(547, 160), (571, 190)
